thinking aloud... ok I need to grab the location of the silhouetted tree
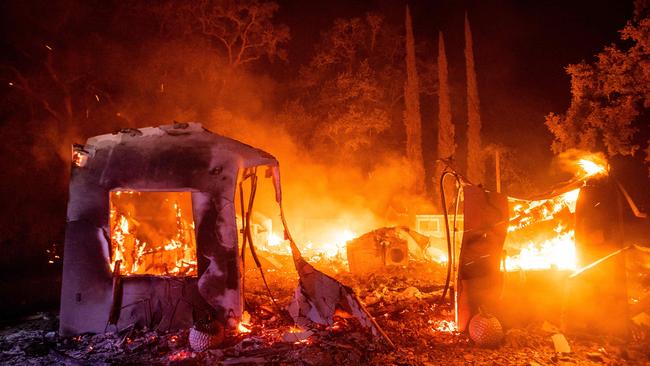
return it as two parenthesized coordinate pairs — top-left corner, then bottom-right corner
(404, 5), (426, 193)
(295, 13), (405, 162)
(435, 31), (455, 204)
(157, 0), (290, 70)
(545, 14), (650, 174)
(465, 12), (484, 184)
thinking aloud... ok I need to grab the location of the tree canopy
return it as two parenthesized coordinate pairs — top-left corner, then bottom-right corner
(545, 15), (650, 173)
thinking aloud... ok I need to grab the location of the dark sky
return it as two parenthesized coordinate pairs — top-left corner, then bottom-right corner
(276, 0), (635, 184)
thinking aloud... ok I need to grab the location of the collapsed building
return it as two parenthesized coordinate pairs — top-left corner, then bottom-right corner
(59, 123), (280, 336)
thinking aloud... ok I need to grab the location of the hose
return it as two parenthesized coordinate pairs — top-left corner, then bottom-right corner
(438, 170), (462, 305)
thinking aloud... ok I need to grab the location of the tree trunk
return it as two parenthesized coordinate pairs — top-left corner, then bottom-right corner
(403, 5), (426, 194)
(465, 12), (484, 185)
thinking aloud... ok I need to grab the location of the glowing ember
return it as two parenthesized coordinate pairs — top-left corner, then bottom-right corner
(168, 350), (193, 361)
(432, 319), (458, 333)
(238, 322), (252, 333)
(238, 311), (253, 333)
(287, 325), (303, 333)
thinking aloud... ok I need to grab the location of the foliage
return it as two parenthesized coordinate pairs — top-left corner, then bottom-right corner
(545, 16), (650, 172)
(292, 12), (434, 168)
(434, 31), (455, 207)
(155, 0), (290, 69)
(403, 6), (426, 194)
(295, 14), (400, 158)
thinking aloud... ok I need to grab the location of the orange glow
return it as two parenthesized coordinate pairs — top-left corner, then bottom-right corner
(504, 230), (577, 271)
(109, 191), (197, 276)
(504, 156), (608, 272)
(578, 158), (606, 177)
(287, 325), (303, 333)
(432, 319), (458, 333)
(237, 323), (252, 333)
(72, 150), (88, 167)
(250, 222), (358, 264)
(505, 189), (580, 271)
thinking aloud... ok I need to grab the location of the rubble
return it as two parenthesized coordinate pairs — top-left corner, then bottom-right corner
(4, 262), (650, 365)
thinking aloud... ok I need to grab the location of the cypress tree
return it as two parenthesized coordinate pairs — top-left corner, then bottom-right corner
(465, 12), (484, 184)
(404, 5), (426, 193)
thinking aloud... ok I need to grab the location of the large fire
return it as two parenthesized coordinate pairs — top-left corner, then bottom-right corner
(252, 224), (357, 264)
(502, 157), (607, 271)
(503, 189), (579, 271)
(109, 191), (197, 276)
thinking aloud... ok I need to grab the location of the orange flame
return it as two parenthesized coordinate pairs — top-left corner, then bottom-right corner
(109, 192), (197, 276)
(578, 158), (607, 177)
(505, 188), (580, 271)
(237, 322), (252, 333)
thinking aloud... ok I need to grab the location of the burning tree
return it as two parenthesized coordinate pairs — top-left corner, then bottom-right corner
(545, 10), (650, 175)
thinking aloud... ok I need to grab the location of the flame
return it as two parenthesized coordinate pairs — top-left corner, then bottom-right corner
(503, 156), (608, 271)
(250, 221), (357, 264)
(504, 230), (577, 271)
(267, 232), (283, 246)
(578, 158), (606, 177)
(237, 322), (252, 333)
(109, 192), (197, 276)
(505, 188), (580, 271)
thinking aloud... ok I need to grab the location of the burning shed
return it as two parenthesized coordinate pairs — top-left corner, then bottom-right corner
(59, 122), (279, 336)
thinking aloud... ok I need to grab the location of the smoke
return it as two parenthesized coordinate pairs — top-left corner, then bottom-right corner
(205, 109), (434, 249)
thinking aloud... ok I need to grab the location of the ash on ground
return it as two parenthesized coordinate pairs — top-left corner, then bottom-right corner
(2, 259), (650, 365)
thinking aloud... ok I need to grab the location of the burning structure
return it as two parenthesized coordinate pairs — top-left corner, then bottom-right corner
(451, 156), (643, 338)
(55, 121), (646, 362)
(59, 123), (279, 336)
(59, 122), (385, 344)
